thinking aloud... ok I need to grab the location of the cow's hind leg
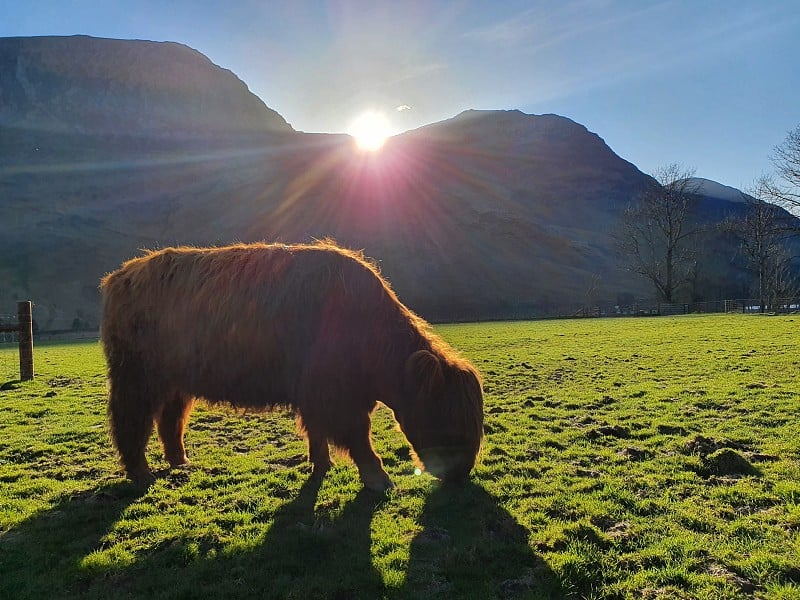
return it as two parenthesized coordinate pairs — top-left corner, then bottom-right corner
(300, 416), (334, 479)
(108, 371), (163, 487)
(332, 412), (393, 492)
(157, 392), (195, 468)
(309, 433), (333, 480)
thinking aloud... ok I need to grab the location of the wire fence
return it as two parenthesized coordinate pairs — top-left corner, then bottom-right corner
(0, 313), (19, 382)
(0, 316), (99, 343)
(2, 294), (798, 358)
(0, 302), (34, 382)
(573, 297), (800, 318)
(31, 320), (100, 341)
(0, 316), (19, 343)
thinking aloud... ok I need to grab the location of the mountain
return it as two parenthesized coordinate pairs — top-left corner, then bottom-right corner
(289, 109), (660, 317)
(0, 35), (292, 136)
(686, 178), (749, 203)
(0, 36), (760, 328)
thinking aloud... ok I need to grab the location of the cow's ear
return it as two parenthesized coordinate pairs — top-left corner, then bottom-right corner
(404, 350), (444, 399)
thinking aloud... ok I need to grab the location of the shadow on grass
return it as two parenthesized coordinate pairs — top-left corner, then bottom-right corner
(0, 482), (142, 600)
(1, 378), (21, 391)
(200, 475), (388, 599)
(1, 476), (560, 599)
(1, 475), (385, 599)
(397, 482), (562, 599)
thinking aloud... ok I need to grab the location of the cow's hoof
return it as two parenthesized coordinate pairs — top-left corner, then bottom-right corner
(166, 450), (190, 467)
(168, 457), (191, 469)
(361, 470), (394, 493)
(128, 469), (156, 489)
(311, 460), (334, 481)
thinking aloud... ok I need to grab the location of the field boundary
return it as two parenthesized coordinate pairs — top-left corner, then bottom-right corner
(0, 301), (34, 381)
(573, 296), (800, 318)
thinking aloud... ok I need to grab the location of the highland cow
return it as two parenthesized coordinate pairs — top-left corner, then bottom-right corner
(100, 241), (483, 490)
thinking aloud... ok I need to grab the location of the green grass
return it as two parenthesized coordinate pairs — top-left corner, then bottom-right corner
(1, 315), (799, 599)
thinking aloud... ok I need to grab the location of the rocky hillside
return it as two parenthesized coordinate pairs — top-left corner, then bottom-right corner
(0, 36), (758, 328)
(0, 35), (291, 136)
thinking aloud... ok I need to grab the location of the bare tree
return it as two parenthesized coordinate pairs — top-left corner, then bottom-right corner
(742, 125), (800, 307)
(727, 178), (799, 311)
(762, 124), (800, 210)
(768, 247), (800, 308)
(616, 164), (702, 303)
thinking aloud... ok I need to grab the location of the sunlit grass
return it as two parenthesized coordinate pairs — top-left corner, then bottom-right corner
(1, 315), (798, 598)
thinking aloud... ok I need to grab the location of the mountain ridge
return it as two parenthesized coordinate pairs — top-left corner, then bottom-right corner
(0, 35), (292, 137)
(0, 35), (761, 327)
(686, 177), (750, 203)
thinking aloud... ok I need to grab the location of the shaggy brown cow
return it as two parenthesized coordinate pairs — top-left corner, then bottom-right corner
(100, 241), (483, 490)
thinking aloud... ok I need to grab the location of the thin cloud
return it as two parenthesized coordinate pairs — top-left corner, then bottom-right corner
(386, 62), (446, 86)
(464, 1), (670, 52)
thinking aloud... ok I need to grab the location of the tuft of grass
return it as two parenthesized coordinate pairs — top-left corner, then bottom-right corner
(1, 314), (799, 599)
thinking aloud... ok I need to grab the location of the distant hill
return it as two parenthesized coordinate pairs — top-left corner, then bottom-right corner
(686, 178), (749, 203)
(0, 35), (292, 136)
(0, 36), (767, 328)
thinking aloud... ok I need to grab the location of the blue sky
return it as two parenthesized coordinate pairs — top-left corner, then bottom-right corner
(3, 0), (799, 189)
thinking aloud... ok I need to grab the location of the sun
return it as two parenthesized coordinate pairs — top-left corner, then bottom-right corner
(347, 110), (393, 152)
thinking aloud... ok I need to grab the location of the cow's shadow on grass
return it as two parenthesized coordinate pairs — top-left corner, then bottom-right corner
(397, 482), (562, 599)
(209, 474), (388, 599)
(0, 474), (385, 599)
(1, 475), (560, 599)
(106, 473), (387, 599)
(0, 481), (142, 600)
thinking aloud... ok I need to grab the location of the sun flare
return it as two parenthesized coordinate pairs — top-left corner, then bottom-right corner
(347, 110), (393, 152)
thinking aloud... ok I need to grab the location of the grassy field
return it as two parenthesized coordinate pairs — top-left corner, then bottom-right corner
(1, 314), (799, 599)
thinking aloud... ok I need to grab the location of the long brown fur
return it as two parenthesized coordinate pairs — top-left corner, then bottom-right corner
(100, 240), (483, 490)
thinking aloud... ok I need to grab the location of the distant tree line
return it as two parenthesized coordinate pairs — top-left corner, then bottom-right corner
(617, 125), (800, 310)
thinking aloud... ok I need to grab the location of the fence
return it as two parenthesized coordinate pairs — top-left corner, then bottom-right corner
(574, 297), (800, 319)
(0, 301), (34, 381)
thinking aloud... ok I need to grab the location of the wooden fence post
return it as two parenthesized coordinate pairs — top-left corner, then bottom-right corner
(17, 301), (34, 381)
